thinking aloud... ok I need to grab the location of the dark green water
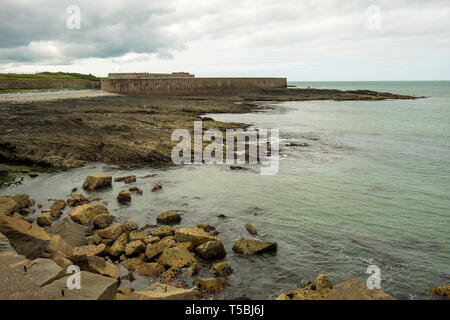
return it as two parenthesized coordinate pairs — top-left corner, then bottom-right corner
(3, 81), (449, 299)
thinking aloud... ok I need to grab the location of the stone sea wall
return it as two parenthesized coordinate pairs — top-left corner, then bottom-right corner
(101, 77), (287, 95)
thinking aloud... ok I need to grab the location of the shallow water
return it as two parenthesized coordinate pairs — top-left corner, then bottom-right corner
(3, 81), (450, 299)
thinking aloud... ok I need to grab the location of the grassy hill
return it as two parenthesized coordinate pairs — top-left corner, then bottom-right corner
(0, 72), (100, 82)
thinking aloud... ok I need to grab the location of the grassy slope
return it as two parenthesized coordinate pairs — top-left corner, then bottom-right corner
(0, 72), (100, 82)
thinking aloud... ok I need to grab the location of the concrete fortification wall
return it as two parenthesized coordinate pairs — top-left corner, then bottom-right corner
(101, 77), (287, 95)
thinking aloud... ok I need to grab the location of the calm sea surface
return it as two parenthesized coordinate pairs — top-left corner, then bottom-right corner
(4, 81), (450, 299)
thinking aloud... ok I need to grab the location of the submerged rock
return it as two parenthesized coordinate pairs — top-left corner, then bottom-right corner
(117, 190), (131, 203)
(157, 210), (181, 224)
(151, 184), (163, 192)
(245, 222), (258, 235)
(232, 238), (277, 255)
(427, 285), (450, 299)
(82, 174), (112, 191)
(114, 176), (136, 183)
(211, 261), (233, 277)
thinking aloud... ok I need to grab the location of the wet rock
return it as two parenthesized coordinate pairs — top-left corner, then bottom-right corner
(82, 174), (112, 191)
(67, 194), (89, 207)
(230, 165), (249, 171)
(232, 238), (277, 255)
(36, 213), (53, 227)
(145, 240), (175, 260)
(3, 194), (29, 209)
(93, 214), (114, 229)
(174, 227), (218, 247)
(196, 224), (217, 234)
(193, 277), (227, 293)
(125, 240), (145, 257)
(0, 165), (8, 177)
(195, 240), (226, 260)
(245, 222), (258, 235)
(114, 176), (136, 183)
(324, 279), (394, 300)
(43, 271), (118, 300)
(211, 261), (233, 277)
(25, 258), (64, 287)
(19, 208), (34, 215)
(316, 274), (333, 290)
(136, 262), (165, 277)
(152, 225), (174, 238)
(0, 196), (19, 215)
(186, 262), (201, 276)
(157, 210), (181, 224)
(72, 244), (106, 257)
(68, 204), (110, 225)
(121, 272), (135, 282)
(129, 186), (143, 195)
(151, 184), (163, 192)
(127, 282), (195, 300)
(158, 267), (183, 286)
(217, 214), (227, 219)
(108, 233), (128, 257)
(176, 242), (194, 251)
(157, 246), (196, 269)
(29, 172), (39, 178)
(117, 190), (131, 203)
(123, 257), (144, 271)
(427, 285), (450, 299)
(97, 224), (125, 241)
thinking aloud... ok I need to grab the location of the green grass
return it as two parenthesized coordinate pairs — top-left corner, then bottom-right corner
(0, 72), (100, 82)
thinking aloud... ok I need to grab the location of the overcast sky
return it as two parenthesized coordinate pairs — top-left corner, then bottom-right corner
(1, 0), (449, 80)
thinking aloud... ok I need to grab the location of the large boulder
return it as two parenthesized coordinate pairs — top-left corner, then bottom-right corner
(427, 285), (450, 299)
(68, 204), (111, 225)
(96, 224), (124, 240)
(0, 214), (52, 259)
(46, 217), (87, 247)
(193, 277), (228, 293)
(127, 282), (195, 300)
(25, 258), (64, 287)
(157, 210), (181, 224)
(3, 194), (29, 209)
(174, 227), (218, 246)
(157, 246), (196, 269)
(195, 240), (226, 260)
(82, 174), (112, 191)
(36, 213), (53, 227)
(92, 214), (114, 229)
(232, 238), (277, 255)
(43, 271), (118, 300)
(0, 197), (19, 215)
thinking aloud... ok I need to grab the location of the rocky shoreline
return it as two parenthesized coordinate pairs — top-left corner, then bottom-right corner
(0, 88), (419, 169)
(0, 172), (447, 300)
